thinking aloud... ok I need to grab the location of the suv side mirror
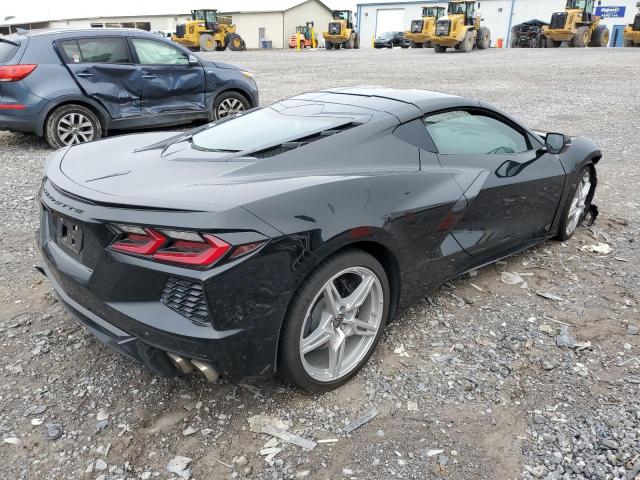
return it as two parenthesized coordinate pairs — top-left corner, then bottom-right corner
(188, 55), (200, 67)
(545, 132), (568, 154)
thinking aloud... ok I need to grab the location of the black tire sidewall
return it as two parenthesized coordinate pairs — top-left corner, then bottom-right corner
(45, 104), (102, 149)
(213, 91), (250, 120)
(278, 249), (390, 393)
(557, 165), (594, 241)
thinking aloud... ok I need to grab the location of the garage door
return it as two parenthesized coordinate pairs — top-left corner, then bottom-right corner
(375, 9), (404, 37)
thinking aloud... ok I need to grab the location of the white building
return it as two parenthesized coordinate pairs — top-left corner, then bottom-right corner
(356, 0), (640, 47)
(0, 0), (337, 49)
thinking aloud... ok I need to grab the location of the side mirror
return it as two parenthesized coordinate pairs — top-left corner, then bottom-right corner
(545, 132), (568, 154)
(188, 55), (200, 67)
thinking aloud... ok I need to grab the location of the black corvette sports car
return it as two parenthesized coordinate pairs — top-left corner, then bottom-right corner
(38, 87), (600, 392)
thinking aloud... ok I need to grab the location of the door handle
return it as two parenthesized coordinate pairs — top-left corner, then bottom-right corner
(142, 74), (157, 79)
(76, 72), (93, 78)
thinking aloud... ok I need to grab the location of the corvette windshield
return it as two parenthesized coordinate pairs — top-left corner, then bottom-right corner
(191, 107), (350, 152)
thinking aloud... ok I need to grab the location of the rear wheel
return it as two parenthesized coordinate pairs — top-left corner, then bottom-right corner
(546, 37), (562, 48)
(410, 41), (424, 48)
(589, 25), (609, 47)
(334, 43), (342, 49)
(434, 44), (447, 53)
(278, 250), (390, 392)
(45, 104), (102, 149)
(199, 33), (216, 52)
(213, 91), (249, 120)
(557, 166), (595, 241)
(476, 26), (491, 49)
(344, 34), (354, 49)
(571, 26), (590, 47)
(325, 41), (334, 49)
(354, 33), (360, 49)
(459, 29), (475, 52)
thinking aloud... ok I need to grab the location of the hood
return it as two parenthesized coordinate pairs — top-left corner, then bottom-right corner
(196, 56), (248, 72)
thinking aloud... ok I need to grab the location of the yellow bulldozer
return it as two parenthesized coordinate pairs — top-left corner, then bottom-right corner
(404, 6), (446, 48)
(543, 0), (609, 47)
(323, 10), (360, 49)
(623, 2), (640, 47)
(431, 1), (491, 53)
(172, 9), (245, 52)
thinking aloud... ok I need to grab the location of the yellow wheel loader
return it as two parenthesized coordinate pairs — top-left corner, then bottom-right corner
(623, 2), (640, 47)
(172, 9), (245, 52)
(431, 1), (491, 53)
(323, 10), (360, 49)
(404, 6), (446, 48)
(543, 0), (609, 48)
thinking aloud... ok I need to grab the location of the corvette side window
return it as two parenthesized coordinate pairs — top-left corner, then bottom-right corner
(424, 110), (529, 155)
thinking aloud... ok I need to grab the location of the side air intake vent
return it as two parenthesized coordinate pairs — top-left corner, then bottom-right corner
(249, 122), (360, 159)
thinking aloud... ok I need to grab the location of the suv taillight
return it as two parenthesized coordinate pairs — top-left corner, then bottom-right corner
(0, 64), (37, 82)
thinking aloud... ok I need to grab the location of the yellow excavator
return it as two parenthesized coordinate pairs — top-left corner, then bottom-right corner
(543, 0), (609, 47)
(623, 2), (640, 47)
(431, 1), (491, 53)
(404, 6), (446, 48)
(172, 9), (245, 52)
(323, 10), (360, 49)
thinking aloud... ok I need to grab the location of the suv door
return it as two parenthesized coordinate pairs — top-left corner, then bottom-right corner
(423, 109), (565, 257)
(129, 37), (206, 114)
(57, 37), (142, 118)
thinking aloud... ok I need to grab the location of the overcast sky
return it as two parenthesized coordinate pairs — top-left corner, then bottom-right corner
(1, 0), (364, 22)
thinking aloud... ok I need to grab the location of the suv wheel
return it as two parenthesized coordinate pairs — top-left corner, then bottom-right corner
(45, 104), (102, 149)
(213, 92), (250, 119)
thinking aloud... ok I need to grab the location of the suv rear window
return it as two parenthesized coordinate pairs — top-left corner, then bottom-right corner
(58, 38), (131, 64)
(0, 40), (19, 63)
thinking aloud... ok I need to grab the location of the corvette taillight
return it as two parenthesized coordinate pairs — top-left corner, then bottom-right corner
(0, 64), (37, 82)
(110, 225), (231, 267)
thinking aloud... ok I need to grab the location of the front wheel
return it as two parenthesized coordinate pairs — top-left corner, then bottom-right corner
(278, 250), (390, 392)
(557, 166), (595, 241)
(45, 104), (102, 149)
(199, 33), (216, 52)
(213, 91), (249, 120)
(434, 44), (447, 53)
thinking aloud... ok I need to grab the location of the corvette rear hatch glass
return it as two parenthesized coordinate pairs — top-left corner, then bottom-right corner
(191, 106), (355, 153)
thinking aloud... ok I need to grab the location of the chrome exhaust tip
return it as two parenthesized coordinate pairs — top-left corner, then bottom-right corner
(167, 352), (194, 375)
(190, 359), (219, 383)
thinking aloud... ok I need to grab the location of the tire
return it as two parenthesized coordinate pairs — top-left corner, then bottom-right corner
(510, 28), (519, 48)
(325, 41), (334, 49)
(226, 33), (244, 51)
(476, 26), (491, 49)
(213, 91), (250, 120)
(410, 41), (424, 48)
(460, 29), (475, 52)
(557, 166), (595, 241)
(199, 33), (216, 52)
(334, 43), (342, 49)
(434, 44), (447, 53)
(546, 37), (562, 48)
(354, 33), (360, 49)
(344, 34), (354, 49)
(571, 26), (590, 47)
(589, 25), (609, 47)
(624, 38), (635, 47)
(278, 249), (390, 392)
(45, 104), (102, 149)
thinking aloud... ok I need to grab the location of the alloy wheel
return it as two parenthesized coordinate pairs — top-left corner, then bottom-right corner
(299, 266), (384, 382)
(565, 171), (591, 237)
(216, 98), (245, 118)
(57, 112), (95, 146)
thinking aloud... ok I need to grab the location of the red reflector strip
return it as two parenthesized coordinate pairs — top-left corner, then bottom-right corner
(0, 64), (38, 82)
(0, 104), (26, 110)
(153, 234), (230, 266)
(111, 229), (167, 255)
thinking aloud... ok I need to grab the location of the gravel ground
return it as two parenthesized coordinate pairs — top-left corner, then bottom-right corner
(1, 47), (639, 480)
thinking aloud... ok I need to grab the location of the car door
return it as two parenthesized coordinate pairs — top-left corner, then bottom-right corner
(423, 108), (566, 257)
(129, 37), (206, 114)
(57, 37), (142, 118)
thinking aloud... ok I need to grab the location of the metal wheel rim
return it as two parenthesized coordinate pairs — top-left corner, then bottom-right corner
(566, 171), (591, 236)
(299, 266), (384, 382)
(57, 112), (94, 146)
(216, 98), (245, 118)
